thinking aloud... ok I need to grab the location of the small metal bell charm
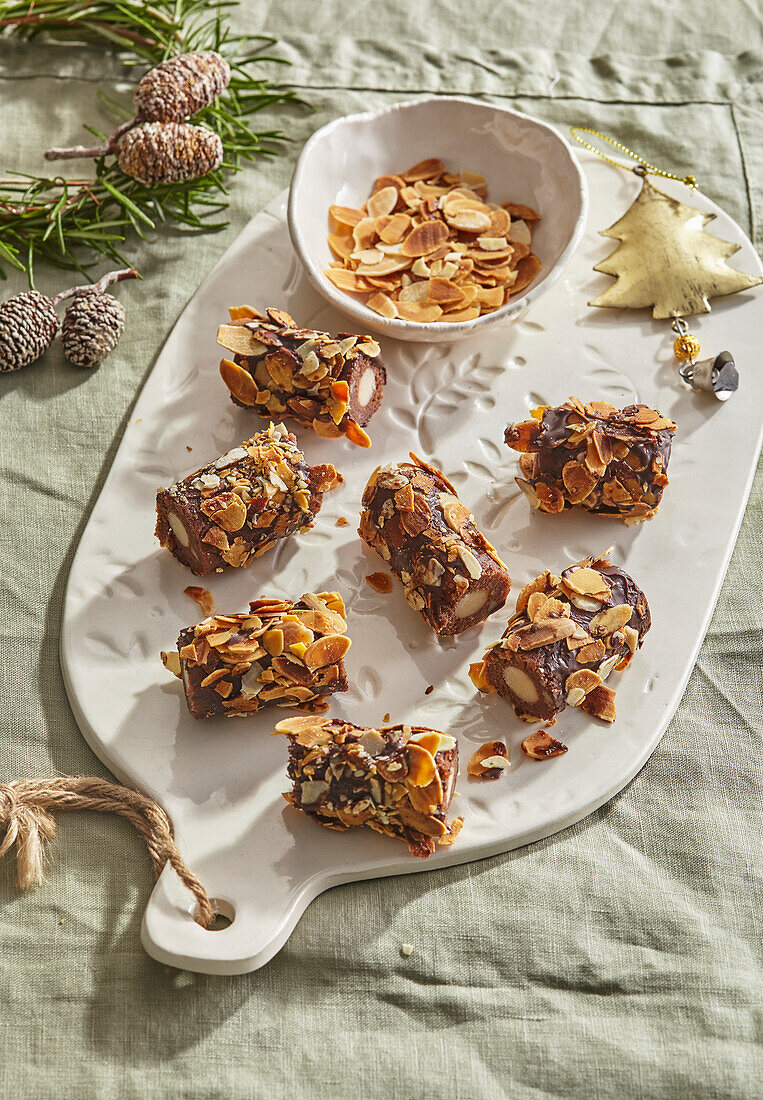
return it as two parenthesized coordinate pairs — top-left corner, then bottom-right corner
(683, 350), (738, 400)
(671, 319), (739, 401)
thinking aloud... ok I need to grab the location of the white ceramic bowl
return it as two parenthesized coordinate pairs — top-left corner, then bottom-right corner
(288, 96), (588, 342)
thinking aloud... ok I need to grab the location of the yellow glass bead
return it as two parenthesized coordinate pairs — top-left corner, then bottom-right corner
(673, 333), (701, 362)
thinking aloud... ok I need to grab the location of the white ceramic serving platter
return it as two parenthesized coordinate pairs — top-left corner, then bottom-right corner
(61, 149), (763, 974)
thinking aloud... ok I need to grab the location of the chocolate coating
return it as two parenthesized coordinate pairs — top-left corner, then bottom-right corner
(358, 454), (511, 635)
(155, 423), (341, 575)
(279, 718), (461, 858)
(471, 552), (650, 723)
(171, 592), (350, 719)
(505, 398), (676, 523)
(218, 307), (386, 446)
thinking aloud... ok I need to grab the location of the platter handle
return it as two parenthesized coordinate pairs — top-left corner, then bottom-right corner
(141, 861), (310, 975)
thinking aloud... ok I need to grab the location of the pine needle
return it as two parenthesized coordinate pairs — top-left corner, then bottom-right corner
(0, 0), (301, 282)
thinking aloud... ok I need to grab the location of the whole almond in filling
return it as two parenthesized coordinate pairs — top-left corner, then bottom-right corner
(356, 366), (378, 407)
(168, 512), (190, 547)
(455, 588), (488, 619)
(502, 665), (538, 703)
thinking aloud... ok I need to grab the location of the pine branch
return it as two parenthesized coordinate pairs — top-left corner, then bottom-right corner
(0, 0), (303, 283)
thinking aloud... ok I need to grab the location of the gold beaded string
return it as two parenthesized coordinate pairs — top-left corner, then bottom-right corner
(570, 126), (702, 368)
(569, 127), (698, 189)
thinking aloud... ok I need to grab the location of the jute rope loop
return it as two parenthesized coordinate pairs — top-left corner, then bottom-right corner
(0, 777), (213, 928)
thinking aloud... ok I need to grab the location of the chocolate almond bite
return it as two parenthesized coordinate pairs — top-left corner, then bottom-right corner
(275, 716), (462, 858)
(470, 549), (650, 723)
(505, 397), (676, 524)
(358, 453), (511, 635)
(162, 592), (350, 719)
(217, 306), (387, 448)
(155, 422), (342, 575)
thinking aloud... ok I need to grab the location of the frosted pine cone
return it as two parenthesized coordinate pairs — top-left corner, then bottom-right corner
(118, 122), (224, 186)
(0, 291), (59, 372)
(62, 293), (126, 369)
(133, 50), (231, 122)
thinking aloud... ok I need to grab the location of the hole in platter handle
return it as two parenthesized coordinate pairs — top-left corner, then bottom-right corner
(141, 867), (305, 974)
(200, 897), (235, 931)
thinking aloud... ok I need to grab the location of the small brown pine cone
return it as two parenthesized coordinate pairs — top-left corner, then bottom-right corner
(133, 50), (231, 122)
(0, 291), (59, 372)
(62, 293), (125, 369)
(118, 122), (224, 186)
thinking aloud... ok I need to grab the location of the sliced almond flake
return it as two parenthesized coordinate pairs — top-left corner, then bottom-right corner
(562, 567), (610, 600)
(487, 208), (511, 236)
(440, 306), (480, 323)
(521, 731), (568, 760)
(516, 617), (577, 649)
(582, 684), (617, 722)
(328, 205), (363, 230)
(447, 209), (491, 233)
(508, 219), (531, 245)
(402, 157), (445, 182)
(366, 185), (398, 219)
(589, 603), (633, 635)
(477, 236), (509, 251)
(161, 650), (181, 677)
(476, 286), (504, 309)
(373, 173), (405, 193)
(184, 585), (215, 617)
(356, 338), (381, 357)
(399, 186), (422, 207)
(598, 653), (620, 680)
(427, 277), (464, 306)
(459, 170), (487, 190)
(467, 740), (509, 778)
(509, 253), (542, 295)
(351, 248), (384, 265)
(328, 233), (353, 261)
(502, 201), (540, 222)
(367, 291), (398, 318)
(399, 220), (450, 257)
(324, 267), (372, 292)
(352, 216), (378, 251)
(456, 545), (482, 578)
(214, 447), (248, 469)
(395, 301), (443, 323)
(376, 212), (411, 244)
(398, 280), (431, 303)
(355, 256), (413, 277)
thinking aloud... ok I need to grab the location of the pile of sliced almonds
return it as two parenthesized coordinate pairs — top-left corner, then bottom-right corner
(325, 157), (541, 323)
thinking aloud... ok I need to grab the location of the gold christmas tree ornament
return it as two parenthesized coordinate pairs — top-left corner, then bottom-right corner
(571, 128), (763, 401)
(589, 174), (762, 319)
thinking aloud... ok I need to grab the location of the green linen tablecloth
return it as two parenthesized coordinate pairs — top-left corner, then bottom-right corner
(1, 2), (761, 1096)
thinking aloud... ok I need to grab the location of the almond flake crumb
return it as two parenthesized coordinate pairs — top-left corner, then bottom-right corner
(335, 517), (349, 527)
(366, 571), (392, 593)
